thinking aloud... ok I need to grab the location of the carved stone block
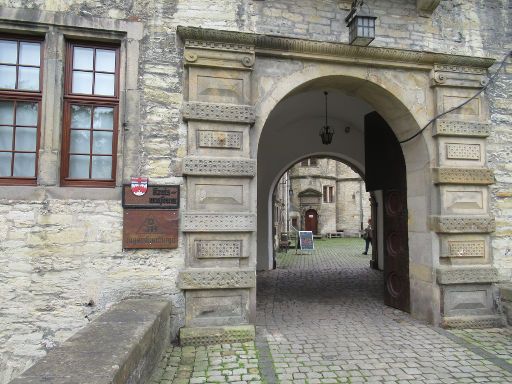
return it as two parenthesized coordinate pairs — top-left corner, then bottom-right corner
(188, 121), (250, 157)
(198, 130), (242, 149)
(182, 213), (256, 232)
(441, 315), (504, 329)
(196, 240), (243, 259)
(430, 215), (495, 233)
(438, 137), (485, 168)
(185, 289), (250, 327)
(186, 233), (250, 268)
(183, 157), (256, 177)
(433, 120), (491, 137)
(189, 68), (250, 104)
(431, 64), (488, 88)
(442, 284), (494, 317)
(184, 40), (255, 70)
(437, 267), (499, 285)
(188, 177), (250, 212)
(178, 268), (256, 289)
(182, 102), (255, 123)
(180, 325), (255, 346)
(440, 186), (488, 215)
(434, 87), (489, 123)
(432, 168), (494, 185)
(439, 234), (489, 264)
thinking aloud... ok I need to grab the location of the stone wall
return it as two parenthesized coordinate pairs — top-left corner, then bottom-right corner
(0, 0), (510, 382)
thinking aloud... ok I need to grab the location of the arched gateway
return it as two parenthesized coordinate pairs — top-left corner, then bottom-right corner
(177, 27), (499, 345)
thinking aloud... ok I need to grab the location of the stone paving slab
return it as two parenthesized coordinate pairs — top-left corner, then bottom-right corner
(153, 238), (512, 383)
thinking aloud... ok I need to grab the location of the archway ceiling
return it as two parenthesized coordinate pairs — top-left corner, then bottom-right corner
(265, 85), (374, 136)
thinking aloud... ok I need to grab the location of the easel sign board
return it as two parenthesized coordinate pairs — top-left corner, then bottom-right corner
(298, 231), (314, 251)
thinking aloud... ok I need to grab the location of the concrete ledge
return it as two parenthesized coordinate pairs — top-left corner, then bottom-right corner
(441, 315), (505, 329)
(10, 299), (171, 384)
(180, 325), (255, 346)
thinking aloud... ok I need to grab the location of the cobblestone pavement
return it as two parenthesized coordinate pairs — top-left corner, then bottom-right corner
(152, 238), (512, 383)
(148, 343), (262, 384)
(256, 238), (512, 383)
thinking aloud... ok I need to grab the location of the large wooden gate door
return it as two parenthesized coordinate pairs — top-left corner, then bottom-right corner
(365, 112), (410, 313)
(304, 209), (318, 234)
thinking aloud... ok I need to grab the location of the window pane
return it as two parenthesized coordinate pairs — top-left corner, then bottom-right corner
(0, 40), (17, 64)
(16, 102), (38, 126)
(19, 42), (40, 66)
(0, 126), (13, 150)
(93, 107), (114, 130)
(15, 127), (37, 151)
(73, 47), (94, 70)
(0, 65), (16, 89)
(94, 73), (115, 96)
(95, 49), (116, 72)
(71, 105), (92, 128)
(18, 67), (40, 90)
(13, 152), (35, 177)
(0, 101), (14, 125)
(92, 131), (112, 154)
(69, 155), (90, 178)
(91, 156), (112, 179)
(0, 152), (12, 176)
(70, 130), (90, 153)
(72, 71), (93, 94)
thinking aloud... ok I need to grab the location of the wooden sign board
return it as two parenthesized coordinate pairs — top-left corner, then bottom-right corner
(123, 209), (179, 249)
(298, 231), (314, 251)
(122, 185), (180, 209)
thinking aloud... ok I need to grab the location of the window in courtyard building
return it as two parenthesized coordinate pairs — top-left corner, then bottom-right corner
(301, 157), (318, 166)
(323, 185), (334, 203)
(60, 42), (120, 187)
(0, 36), (43, 184)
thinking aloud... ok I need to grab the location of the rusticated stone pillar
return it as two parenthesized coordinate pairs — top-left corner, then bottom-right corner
(430, 65), (503, 328)
(178, 32), (257, 345)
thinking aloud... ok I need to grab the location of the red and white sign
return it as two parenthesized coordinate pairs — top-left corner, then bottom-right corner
(131, 177), (148, 196)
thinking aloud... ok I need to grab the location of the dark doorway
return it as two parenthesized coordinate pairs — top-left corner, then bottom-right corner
(365, 111), (410, 313)
(304, 209), (318, 234)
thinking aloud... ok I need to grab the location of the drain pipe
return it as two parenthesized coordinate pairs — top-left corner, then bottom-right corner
(359, 179), (364, 231)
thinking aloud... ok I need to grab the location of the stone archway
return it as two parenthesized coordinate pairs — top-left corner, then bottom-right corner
(177, 26), (499, 345)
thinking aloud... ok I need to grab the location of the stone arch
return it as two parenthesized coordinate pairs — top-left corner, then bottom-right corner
(177, 27), (498, 344)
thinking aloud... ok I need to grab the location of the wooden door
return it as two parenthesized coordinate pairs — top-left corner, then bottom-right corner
(365, 112), (410, 313)
(304, 209), (318, 234)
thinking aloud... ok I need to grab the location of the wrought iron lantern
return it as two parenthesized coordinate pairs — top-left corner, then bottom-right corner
(319, 91), (334, 145)
(345, 0), (377, 46)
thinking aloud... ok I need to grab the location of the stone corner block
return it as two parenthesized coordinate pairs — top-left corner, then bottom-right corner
(432, 120), (491, 137)
(182, 101), (256, 124)
(430, 215), (495, 233)
(432, 168), (494, 185)
(180, 325), (255, 346)
(436, 266), (499, 285)
(441, 315), (505, 329)
(178, 268), (256, 289)
(182, 157), (256, 177)
(182, 212), (256, 232)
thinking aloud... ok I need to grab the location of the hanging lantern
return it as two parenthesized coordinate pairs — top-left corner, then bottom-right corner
(345, 1), (377, 47)
(319, 91), (334, 145)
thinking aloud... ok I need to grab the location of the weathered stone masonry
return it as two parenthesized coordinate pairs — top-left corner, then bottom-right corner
(0, 1), (510, 383)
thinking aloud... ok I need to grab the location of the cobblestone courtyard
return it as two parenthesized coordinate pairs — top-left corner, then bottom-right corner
(150, 238), (512, 383)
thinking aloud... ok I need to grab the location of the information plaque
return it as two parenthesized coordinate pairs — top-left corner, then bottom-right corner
(298, 231), (314, 251)
(123, 209), (179, 249)
(122, 185), (180, 209)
